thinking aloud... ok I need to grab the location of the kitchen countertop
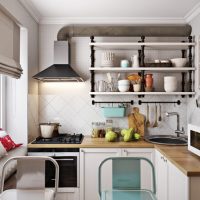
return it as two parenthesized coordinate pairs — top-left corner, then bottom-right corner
(28, 136), (154, 148)
(28, 136), (200, 177)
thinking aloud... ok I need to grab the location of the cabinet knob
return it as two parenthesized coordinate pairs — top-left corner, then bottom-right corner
(81, 149), (85, 153)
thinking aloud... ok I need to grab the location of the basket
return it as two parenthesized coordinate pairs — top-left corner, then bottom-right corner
(102, 107), (126, 118)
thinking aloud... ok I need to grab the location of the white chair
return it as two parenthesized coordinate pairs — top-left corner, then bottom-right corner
(0, 156), (59, 200)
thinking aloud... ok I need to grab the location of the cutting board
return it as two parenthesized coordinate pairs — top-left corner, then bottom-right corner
(128, 107), (145, 136)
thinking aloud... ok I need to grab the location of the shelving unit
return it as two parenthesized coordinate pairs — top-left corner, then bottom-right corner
(89, 35), (196, 99)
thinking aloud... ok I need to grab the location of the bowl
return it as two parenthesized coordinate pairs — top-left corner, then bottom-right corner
(118, 80), (130, 85)
(118, 85), (130, 92)
(170, 58), (187, 68)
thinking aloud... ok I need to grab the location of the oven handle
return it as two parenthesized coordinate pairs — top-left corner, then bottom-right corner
(55, 158), (74, 161)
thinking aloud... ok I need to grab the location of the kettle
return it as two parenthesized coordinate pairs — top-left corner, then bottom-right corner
(39, 122), (61, 138)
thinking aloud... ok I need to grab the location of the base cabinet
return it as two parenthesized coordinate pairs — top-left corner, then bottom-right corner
(80, 148), (121, 200)
(155, 150), (188, 200)
(80, 148), (154, 200)
(122, 148), (154, 191)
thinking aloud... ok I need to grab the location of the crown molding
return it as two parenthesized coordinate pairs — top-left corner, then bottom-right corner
(185, 2), (200, 23)
(19, 0), (41, 23)
(40, 17), (186, 25)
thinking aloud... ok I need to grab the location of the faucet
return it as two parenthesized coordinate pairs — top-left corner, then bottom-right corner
(165, 112), (185, 137)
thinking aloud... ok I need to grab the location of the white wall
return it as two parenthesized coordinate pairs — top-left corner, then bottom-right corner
(0, 0), (39, 143)
(187, 14), (200, 126)
(39, 24), (188, 136)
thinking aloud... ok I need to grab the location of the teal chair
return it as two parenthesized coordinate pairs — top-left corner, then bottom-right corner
(98, 157), (157, 200)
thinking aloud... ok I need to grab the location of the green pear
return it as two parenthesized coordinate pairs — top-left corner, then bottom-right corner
(134, 133), (140, 140)
(123, 132), (133, 142)
(105, 131), (117, 142)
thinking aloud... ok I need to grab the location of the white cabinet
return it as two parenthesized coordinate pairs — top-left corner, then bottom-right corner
(80, 148), (121, 200)
(155, 150), (168, 200)
(122, 148), (154, 191)
(80, 148), (154, 200)
(155, 150), (189, 200)
(168, 161), (188, 200)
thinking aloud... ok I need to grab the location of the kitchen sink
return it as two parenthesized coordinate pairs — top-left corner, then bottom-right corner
(145, 135), (187, 145)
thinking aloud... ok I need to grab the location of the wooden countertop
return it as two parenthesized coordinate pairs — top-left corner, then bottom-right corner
(155, 145), (200, 176)
(28, 136), (200, 177)
(28, 136), (154, 148)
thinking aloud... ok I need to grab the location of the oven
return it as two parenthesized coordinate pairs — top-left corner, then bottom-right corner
(28, 148), (79, 188)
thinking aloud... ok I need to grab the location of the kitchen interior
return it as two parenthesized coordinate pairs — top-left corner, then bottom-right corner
(1, 0), (200, 200)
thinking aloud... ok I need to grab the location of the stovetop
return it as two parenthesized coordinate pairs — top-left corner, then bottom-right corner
(32, 133), (84, 144)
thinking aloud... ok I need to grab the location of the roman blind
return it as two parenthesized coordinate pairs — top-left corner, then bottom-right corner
(0, 9), (22, 79)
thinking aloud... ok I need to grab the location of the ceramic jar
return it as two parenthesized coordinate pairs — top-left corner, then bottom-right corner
(145, 74), (153, 88)
(120, 60), (129, 68)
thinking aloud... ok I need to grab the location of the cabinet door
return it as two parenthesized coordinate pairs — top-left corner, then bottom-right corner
(168, 160), (188, 200)
(80, 148), (121, 200)
(122, 148), (154, 191)
(155, 150), (168, 200)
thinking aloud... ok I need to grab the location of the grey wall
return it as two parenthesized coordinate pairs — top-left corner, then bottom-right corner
(38, 24), (188, 136)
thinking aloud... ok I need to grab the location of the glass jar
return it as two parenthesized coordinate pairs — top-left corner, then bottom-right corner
(91, 122), (106, 138)
(105, 119), (113, 132)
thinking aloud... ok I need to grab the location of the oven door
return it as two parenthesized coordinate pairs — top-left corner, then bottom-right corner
(46, 156), (78, 188)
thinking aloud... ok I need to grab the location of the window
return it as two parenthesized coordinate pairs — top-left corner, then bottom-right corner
(0, 74), (5, 129)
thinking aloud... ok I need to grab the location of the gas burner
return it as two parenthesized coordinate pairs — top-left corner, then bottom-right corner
(32, 133), (84, 144)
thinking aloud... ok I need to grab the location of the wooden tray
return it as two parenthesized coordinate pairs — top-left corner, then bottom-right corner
(145, 62), (172, 67)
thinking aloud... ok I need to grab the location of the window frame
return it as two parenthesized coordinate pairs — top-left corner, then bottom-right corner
(0, 75), (6, 129)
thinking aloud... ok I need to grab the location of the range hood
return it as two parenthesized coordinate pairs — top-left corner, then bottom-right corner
(33, 41), (84, 82)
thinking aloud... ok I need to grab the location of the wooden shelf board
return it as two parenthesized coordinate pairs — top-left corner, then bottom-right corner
(89, 67), (195, 72)
(90, 92), (195, 95)
(89, 42), (195, 50)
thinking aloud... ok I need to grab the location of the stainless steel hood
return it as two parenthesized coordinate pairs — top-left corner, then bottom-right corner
(33, 41), (84, 82)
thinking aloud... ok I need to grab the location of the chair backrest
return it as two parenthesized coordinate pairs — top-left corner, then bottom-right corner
(0, 156), (59, 195)
(98, 157), (156, 197)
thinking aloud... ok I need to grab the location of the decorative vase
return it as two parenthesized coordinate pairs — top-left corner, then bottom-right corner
(145, 74), (153, 88)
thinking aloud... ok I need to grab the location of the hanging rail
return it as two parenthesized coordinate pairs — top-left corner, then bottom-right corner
(138, 100), (181, 105)
(92, 100), (134, 105)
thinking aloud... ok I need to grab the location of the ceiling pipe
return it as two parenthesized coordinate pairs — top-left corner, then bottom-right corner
(57, 24), (192, 40)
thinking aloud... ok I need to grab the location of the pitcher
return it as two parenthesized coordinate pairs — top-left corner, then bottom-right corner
(131, 55), (140, 68)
